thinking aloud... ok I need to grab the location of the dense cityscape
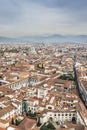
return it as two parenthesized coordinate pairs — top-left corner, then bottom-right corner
(0, 43), (86, 130)
(0, 0), (87, 129)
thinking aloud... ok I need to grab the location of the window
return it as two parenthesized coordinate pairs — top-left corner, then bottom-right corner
(69, 114), (71, 116)
(62, 114), (64, 116)
(65, 114), (67, 116)
(73, 114), (75, 116)
(48, 107), (52, 110)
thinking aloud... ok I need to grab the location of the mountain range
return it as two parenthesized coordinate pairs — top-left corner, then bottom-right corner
(0, 34), (87, 43)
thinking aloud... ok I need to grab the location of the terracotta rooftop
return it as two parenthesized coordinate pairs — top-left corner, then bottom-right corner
(18, 117), (36, 130)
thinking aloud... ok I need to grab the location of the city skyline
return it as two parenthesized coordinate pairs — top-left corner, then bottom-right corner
(0, 0), (87, 37)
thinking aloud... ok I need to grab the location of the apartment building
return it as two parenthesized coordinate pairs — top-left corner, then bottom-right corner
(40, 110), (76, 124)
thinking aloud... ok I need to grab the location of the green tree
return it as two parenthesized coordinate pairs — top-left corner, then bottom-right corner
(15, 119), (20, 126)
(23, 100), (28, 114)
(47, 122), (55, 129)
(11, 117), (14, 125)
(40, 125), (48, 130)
(59, 73), (74, 81)
(28, 111), (37, 118)
(40, 122), (55, 130)
(37, 117), (41, 127)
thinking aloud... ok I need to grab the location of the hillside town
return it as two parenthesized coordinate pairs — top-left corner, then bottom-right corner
(0, 43), (87, 130)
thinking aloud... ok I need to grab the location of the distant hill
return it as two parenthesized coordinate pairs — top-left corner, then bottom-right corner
(0, 34), (87, 43)
(0, 36), (17, 43)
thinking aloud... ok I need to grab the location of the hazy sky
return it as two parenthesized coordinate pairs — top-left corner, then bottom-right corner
(0, 0), (87, 37)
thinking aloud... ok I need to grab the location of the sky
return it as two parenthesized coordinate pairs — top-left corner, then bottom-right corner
(0, 0), (87, 37)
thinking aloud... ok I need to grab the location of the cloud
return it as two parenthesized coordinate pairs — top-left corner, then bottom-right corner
(0, 0), (87, 36)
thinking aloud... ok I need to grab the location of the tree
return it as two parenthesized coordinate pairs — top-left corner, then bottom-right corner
(0, 75), (3, 79)
(37, 117), (41, 127)
(37, 64), (39, 68)
(59, 73), (74, 81)
(11, 117), (14, 125)
(47, 122), (55, 129)
(28, 111), (37, 118)
(40, 125), (48, 130)
(41, 63), (44, 69)
(40, 122), (55, 130)
(23, 100), (28, 114)
(15, 119), (20, 126)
